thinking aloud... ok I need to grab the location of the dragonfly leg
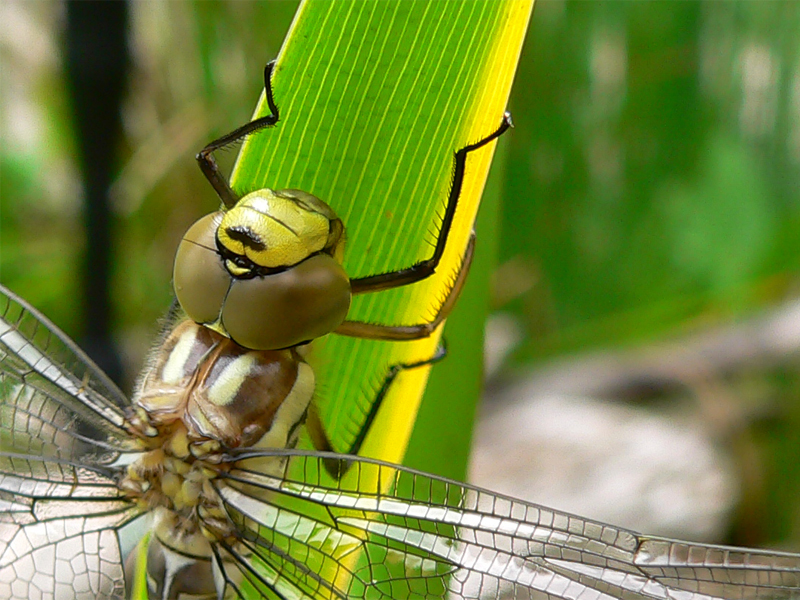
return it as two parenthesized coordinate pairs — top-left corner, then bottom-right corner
(335, 234), (475, 341)
(196, 60), (280, 209)
(306, 344), (447, 478)
(348, 112), (512, 295)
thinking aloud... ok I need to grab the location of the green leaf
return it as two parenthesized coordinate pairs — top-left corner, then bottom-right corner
(230, 0), (532, 476)
(404, 136), (510, 481)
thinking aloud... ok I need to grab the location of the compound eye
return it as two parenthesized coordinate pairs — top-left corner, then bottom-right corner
(173, 204), (352, 351)
(173, 212), (230, 326)
(221, 254), (351, 350)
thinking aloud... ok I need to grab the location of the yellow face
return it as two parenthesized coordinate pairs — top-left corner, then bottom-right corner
(172, 188), (351, 350)
(217, 189), (341, 274)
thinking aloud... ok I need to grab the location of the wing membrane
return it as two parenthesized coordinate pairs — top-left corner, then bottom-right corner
(0, 507), (138, 600)
(0, 449), (142, 600)
(211, 450), (800, 600)
(0, 285), (141, 598)
(0, 284), (134, 461)
(0, 285), (129, 428)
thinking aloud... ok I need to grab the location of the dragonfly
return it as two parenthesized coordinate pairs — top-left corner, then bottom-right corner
(1, 62), (799, 600)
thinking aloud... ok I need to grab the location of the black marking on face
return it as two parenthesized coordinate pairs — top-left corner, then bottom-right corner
(225, 226), (266, 252)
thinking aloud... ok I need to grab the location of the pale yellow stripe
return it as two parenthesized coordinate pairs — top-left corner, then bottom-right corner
(207, 354), (256, 407)
(161, 326), (198, 385)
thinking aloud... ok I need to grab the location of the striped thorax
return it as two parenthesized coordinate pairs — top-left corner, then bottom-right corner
(121, 319), (314, 598)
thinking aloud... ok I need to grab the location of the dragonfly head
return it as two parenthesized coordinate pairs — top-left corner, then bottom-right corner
(173, 188), (351, 350)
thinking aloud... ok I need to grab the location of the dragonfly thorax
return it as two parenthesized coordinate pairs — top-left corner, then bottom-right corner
(173, 188), (351, 350)
(119, 318), (316, 597)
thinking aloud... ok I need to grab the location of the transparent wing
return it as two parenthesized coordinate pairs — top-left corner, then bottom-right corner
(210, 450), (800, 600)
(0, 283), (135, 465)
(0, 284), (142, 599)
(0, 454), (141, 600)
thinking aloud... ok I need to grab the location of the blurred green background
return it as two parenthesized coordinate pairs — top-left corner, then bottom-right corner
(2, 1), (799, 552)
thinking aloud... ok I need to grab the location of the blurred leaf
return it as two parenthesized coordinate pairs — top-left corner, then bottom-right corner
(657, 131), (775, 298)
